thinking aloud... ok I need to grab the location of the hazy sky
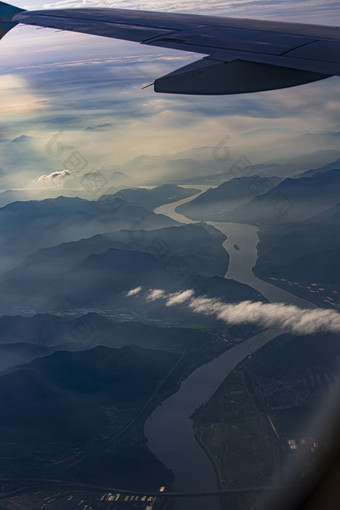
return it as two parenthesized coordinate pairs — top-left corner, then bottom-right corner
(0, 0), (339, 194)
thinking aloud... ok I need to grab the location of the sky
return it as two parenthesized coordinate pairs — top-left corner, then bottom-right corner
(0, 0), (339, 195)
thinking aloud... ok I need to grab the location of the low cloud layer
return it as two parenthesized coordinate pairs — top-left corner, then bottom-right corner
(127, 287), (340, 335)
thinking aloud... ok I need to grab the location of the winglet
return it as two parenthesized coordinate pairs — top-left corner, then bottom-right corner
(0, 1), (25, 40)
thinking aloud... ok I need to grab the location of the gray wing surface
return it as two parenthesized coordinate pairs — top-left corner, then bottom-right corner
(8, 6), (340, 94)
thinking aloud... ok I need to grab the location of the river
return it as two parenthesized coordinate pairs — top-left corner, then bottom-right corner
(144, 188), (315, 510)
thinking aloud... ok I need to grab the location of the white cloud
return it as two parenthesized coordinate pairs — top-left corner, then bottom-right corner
(37, 169), (71, 183)
(128, 288), (340, 335)
(146, 289), (166, 301)
(188, 297), (340, 335)
(127, 286), (142, 296)
(166, 289), (195, 306)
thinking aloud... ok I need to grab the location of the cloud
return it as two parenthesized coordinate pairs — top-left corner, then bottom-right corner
(146, 289), (166, 301)
(127, 286), (142, 296)
(84, 123), (114, 132)
(38, 169), (71, 182)
(0, 74), (47, 121)
(188, 297), (340, 335)
(166, 289), (195, 306)
(128, 288), (340, 335)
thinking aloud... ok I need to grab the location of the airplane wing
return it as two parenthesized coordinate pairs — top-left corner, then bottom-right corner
(1, 1), (339, 94)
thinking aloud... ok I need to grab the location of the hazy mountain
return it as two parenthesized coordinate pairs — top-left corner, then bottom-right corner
(0, 311), (217, 355)
(225, 168), (340, 225)
(1, 135), (47, 171)
(0, 313), (80, 346)
(0, 189), (30, 208)
(0, 339), (231, 489)
(0, 248), (264, 317)
(125, 155), (219, 184)
(101, 184), (199, 210)
(0, 343), (55, 372)
(298, 157), (340, 178)
(101, 223), (228, 263)
(176, 175), (280, 221)
(0, 246), (217, 312)
(121, 150), (340, 185)
(120, 153), (238, 185)
(255, 202), (340, 285)
(262, 150), (340, 176)
(0, 345), (177, 443)
(0, 223), (231, 313)
(0, 196), (177, 273)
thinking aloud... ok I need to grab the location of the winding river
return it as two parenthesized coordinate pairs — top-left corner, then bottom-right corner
(144, 188), (315, 510)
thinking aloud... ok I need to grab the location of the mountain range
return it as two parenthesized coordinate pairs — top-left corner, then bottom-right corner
(176, 175), (281, 221)
(0, 195), (177, 273)
(0, 311), (221, 371)
(102, 183), (198, 210)
(255, 202), (340, 286)
(0, 345), (177, 442)
(178, 166), (340, 227)
(226, 168), (340, 225)
(0, 222), (232, 312)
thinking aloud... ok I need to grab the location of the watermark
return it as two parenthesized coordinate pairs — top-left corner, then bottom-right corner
(69, 315), (107, 347)
(212, 135), (231, 162)
(145, 234), (210, 293)
(45, 131), (117, 200)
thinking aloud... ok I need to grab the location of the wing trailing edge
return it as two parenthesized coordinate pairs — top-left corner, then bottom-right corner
(154, 57), (330, 94)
